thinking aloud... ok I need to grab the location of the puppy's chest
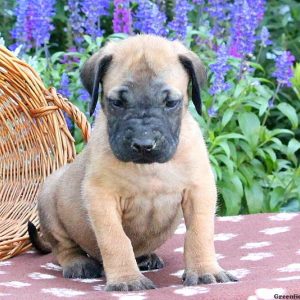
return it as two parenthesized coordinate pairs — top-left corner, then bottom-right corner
(122, 192), (182, 234)
(118, 165), (186, 195)
(116, 164), (186, 233)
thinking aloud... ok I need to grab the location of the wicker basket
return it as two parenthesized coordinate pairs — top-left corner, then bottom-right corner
(0, 46), (91, 260)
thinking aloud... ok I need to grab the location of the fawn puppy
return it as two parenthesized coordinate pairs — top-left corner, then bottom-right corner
(29, 35), (237, 291)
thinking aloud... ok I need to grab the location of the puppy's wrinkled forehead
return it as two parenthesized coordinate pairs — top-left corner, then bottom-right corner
(81, 35), (205, 116)
(102, 37), (189, 93)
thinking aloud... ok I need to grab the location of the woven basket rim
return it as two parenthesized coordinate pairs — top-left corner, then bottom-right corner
(0, 45), (91, 260)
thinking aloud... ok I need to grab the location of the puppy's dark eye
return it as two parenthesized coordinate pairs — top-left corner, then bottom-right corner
(109, 98), (125, 108)
(165, 100), (180, 109)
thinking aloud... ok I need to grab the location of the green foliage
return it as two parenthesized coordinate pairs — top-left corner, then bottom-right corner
(265, 0), (300, 60)
(292, 63), (300, 99)
(188, 51), (300, 215)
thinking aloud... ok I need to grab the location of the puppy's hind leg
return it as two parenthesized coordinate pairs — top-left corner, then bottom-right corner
(51, 233), (104, 279)
(136, 253), (164, 271)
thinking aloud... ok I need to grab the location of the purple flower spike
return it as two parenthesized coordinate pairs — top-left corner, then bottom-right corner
(260, 26), (272, 47)
(59, 74), (73, 130)
(272, 51), (295, 87)
(11, 0), (29, 49)
(113, 0), (132, 34)
(81, 0), (111, 39)
(63, 112), (73, 131)
(31, 0), (55, 48)
(58, 74), (72, 130)
(209, 44), (231, 95)
(168, 0), (192, 40)
(11, 0), (55, 50)
(206, 0), (230, 37)
(208, 106), (218, 117)
(58, 73), (72, 99)
(255, 0), (266, 22)
(229, 0), (265, 58)
(192, 0), (204, 4)
(134, 0), (167, 36)
(78, 89), (90, 103)
(67, 0), (85, 45)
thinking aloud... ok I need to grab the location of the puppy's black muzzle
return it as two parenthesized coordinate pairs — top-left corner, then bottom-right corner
(131, 138), (157, 154)
(108, 110), (180, 164)
(124, 124), (163, 163)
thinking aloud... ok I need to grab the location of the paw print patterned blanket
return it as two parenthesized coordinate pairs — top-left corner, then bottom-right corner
(1, 213), (300, 300)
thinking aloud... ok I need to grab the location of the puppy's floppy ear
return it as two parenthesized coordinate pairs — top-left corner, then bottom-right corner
(178, 52), (206, 115)
(80, 52), (113, 116)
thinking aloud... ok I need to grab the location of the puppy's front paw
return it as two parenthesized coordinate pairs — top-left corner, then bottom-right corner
(183, 269), (238, 286)
(105, 275), (155, 291)
(63, 257), (104, 279)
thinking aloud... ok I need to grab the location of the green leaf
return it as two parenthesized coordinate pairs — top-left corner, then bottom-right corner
(210, 156), (222, 180)
(258, 98), (269, 117)
(221, 188), (242, 215)
(271, 128), (294, 137)
(238, 112), (261, 147)
(218, 94), (230, 107)
(107, 33), (129, 41)
(50, 51), (65, 63)
(233, 81), (245, 98)
(239, 164), (254, 185)
(277, 103), (299, 129)
(270, 137), (283, 148)
(221, 110), (234, 128)
(83, 35), (92, 45)
(74, 127), (84, 143)
(269, 187), (285, 211)
(228, 141), (237, 161)
(245, 181), (264, 213)
(287, 138), (300, 165)
(218, 141), (231, 157)
(75, 142), (85, 154)
(209, 155), (219, 167)
(95, 36), (104, 47)
(255, 77), (274, 85)
(219, 173), (243, 215)
(292, 63), (300, 88)
(214, 133), (246, 143)
(231, 175), (243, 197)
(287, 138), (300, 156)
(255, 84), (274, 99)
(239, 140), (254, 159)
(250, 159), (265, 177)
(257, 148), (266, 160)
(215, 154), (234, 173)
(280, 199), (300, 213)
(264, 148), (277, 163)
(248, 62), (264, 72)
(278, 159), (292, 170)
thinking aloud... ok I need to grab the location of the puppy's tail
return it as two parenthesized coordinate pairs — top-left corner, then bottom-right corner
(27, 221), (51, 254)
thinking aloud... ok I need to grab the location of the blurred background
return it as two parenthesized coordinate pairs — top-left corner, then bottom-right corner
(0, 0), (300, 216)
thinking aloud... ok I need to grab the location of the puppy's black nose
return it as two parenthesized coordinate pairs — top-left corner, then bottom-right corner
(131, 138), (156, 153)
